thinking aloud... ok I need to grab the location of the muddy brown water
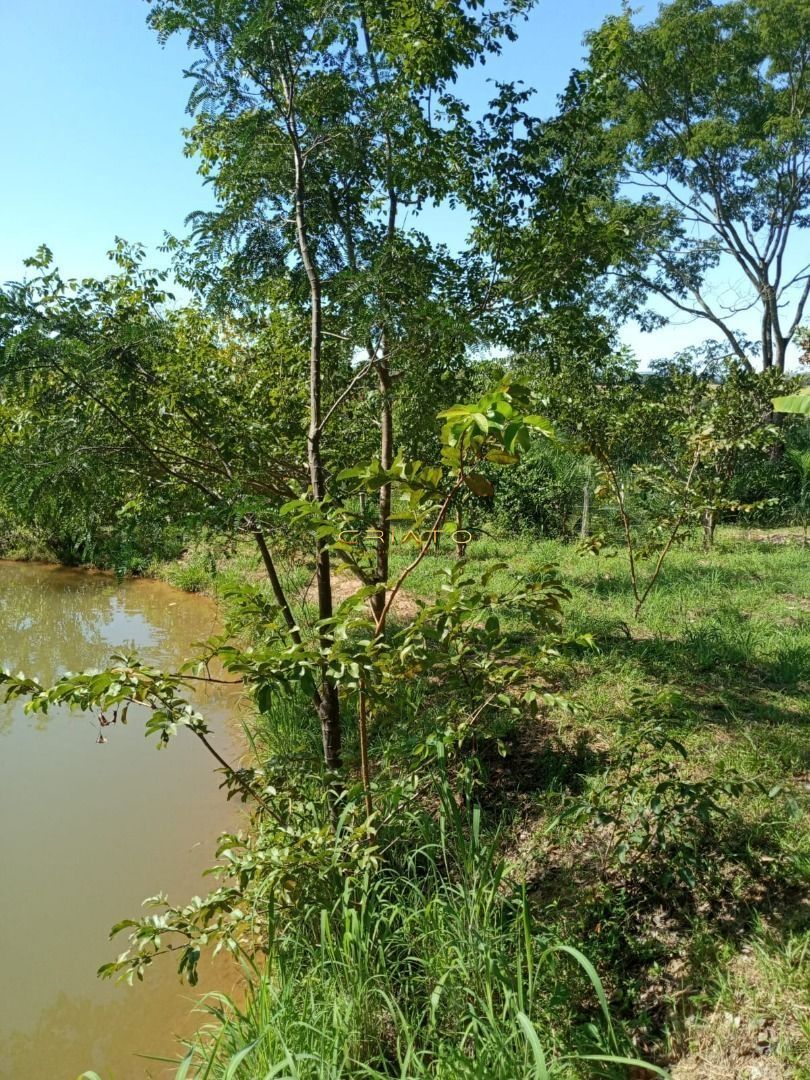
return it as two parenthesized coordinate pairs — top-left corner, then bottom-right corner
(0, 563), (245, 1079)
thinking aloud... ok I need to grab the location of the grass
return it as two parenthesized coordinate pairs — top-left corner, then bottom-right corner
(391, 527), (810, 1076)
(176, 786), (667, 1079)
(149, 525), (809, 1077)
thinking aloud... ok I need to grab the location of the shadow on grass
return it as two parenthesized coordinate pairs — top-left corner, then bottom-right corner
(626, 630), (808, 690)
(558, 603), (809, 722)
(582, 559), (789, 604)
(481, 723), (607, 812)
(514, 782), (809, 1057)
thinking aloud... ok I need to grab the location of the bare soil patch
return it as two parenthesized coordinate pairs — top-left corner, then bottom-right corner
(303, 568), (419, 622)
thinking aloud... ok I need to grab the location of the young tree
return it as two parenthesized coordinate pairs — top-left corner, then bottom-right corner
(148, 0), (530, 767)
(0, 382), (566, 986)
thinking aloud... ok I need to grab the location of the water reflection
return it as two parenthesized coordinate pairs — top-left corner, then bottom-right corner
(0, 562), (242, 1079)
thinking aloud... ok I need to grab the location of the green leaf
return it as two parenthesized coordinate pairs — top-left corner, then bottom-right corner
(485, 449), (520, 464)
(773, 392), (810, 416)
(523, 414), (555, 437)
(516, 1012), (549, 1079)
(223, 1040), (261, 1078)
(543, 944), (617, 1052)
(575, 1055), (669, 1077)
(174, 1052), (195, 1080)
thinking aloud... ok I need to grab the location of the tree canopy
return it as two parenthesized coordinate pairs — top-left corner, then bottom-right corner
(484, 0), (810, 371)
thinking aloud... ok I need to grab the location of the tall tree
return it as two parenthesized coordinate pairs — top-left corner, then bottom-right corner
(147, 0), (529, 768)
(550, 0), (810, 372)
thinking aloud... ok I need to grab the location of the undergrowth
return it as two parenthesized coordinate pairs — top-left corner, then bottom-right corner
(80, 527), (809, 1077)
(171, 783), (665, 1079)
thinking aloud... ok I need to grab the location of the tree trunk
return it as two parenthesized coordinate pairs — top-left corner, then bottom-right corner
(762, 307), (773, 371)
(290, 125), (342, 772)
(253, 529), (302, 643)
(361, 12), (396, 636)
(774, 336), (787, 375)
(455, 506), (468, 558)
(371, 354), (393, 628)
(764, 284), (788, 374)
(580, 482), (591, 539)
(702, 509), (716, 551)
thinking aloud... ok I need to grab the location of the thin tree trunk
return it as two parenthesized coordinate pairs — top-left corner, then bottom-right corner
(774, 336), (787, 375)
(253, 530), (303, 642)
(702, 509), (715, 551)
(289, 122), (342, 772)
(358, 677), (372, 821)
(455, 505), (467, 558)
(361, 11), (396, 636)
(762, 307), (773, 370)
(580, 483), (591, 539)
(764, 284), (788, 374)
(371, 355), (393, 627)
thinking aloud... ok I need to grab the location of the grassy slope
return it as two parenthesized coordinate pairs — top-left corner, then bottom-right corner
(157, 527), (809, 1076)
(395, 529), (810, 1077)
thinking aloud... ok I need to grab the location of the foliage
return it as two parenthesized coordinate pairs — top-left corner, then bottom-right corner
(489, 439), (593, 538)
(492, 0), (810, 371)
(3, 0), (810, 1073)
(525, 353), (792, 611)
(559, 689), (760, 891)
(388, 529), (810, 1070)
(785, 447), (810, 541)
(0, 245), (309, 568)
(652, 360), (788, 545)
(0, 382), (571, 976)
(774, 387), (810, 416)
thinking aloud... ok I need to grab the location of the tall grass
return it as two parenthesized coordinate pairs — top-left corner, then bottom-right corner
(174, 789), (665, 1079)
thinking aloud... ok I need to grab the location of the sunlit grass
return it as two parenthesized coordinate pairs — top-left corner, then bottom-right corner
(149, 526), (809, 1075)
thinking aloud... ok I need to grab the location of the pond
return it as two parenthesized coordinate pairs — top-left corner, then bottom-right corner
(0, 562), (243, 1079)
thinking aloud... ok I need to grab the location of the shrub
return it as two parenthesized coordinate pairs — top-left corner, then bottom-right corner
(491, 441), (592, 538)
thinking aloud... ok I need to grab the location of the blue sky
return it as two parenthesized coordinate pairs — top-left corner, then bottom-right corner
(1, 0), (799, 365)
(1, 1), (206, 281)
(0, 0), (623, 278)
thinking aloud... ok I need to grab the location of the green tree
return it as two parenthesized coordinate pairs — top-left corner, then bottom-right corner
(486, 0), (810, 372)
(0, 245), (308, 560)
(523, 350), (790, 611)
(148, 0), (531, 767)
(655, 359), (788, 547)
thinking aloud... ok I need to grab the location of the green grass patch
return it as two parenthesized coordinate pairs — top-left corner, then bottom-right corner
(150, 526), (809, 1075)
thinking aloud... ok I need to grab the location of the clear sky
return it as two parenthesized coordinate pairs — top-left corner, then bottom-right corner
(0, 0), (624, 275)
(1, 0), (207, 282)
(0, 0), (798, 365)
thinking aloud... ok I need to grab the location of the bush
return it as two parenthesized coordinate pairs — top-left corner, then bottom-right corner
(491, 441), (592, 538)
(0, 503), (54, 561)
(165, 559), (214, 593)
